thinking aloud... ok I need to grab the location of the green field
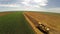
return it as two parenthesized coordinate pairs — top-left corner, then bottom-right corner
(0, 12), (35, 34)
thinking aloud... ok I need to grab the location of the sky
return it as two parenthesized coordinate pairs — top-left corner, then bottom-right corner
(0, 0), (60, 13)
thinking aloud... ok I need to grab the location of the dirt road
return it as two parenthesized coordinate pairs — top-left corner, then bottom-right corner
(24, 12), (60, 34)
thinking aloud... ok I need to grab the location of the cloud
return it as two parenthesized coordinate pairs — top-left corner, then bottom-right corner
(21, 0), (48, 8)
(0, 0), (48, 11)
(0, 4), (20, 7)
(0, 0), (20, 7)
(46, 8), (60, 13)
(0, 0), (17, 4)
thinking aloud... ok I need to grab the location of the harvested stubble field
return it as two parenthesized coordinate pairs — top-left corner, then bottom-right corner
(24, 12), (60, 34)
